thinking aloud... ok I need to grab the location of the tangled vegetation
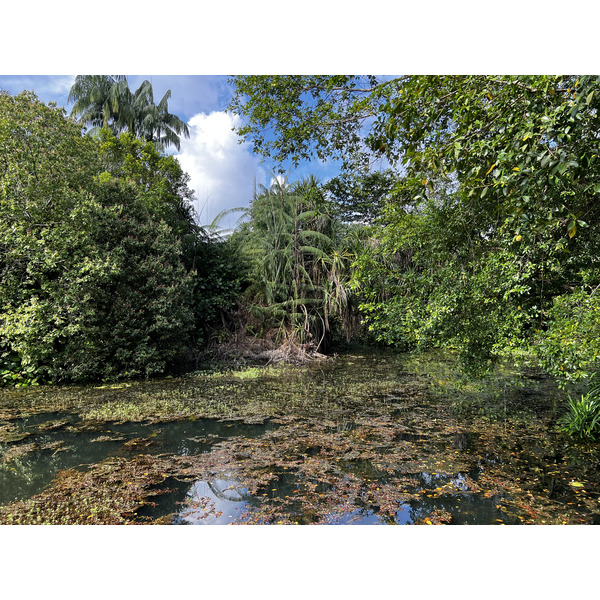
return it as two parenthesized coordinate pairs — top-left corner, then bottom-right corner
(229, 175), (364, 352)
(0, 91), (237, 385)
(231, 75), (600, 386)
(4, 75), (600, 446)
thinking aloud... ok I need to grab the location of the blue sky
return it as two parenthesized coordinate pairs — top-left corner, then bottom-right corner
(1, 1), (590, 230)
(0, 74), (345, 229)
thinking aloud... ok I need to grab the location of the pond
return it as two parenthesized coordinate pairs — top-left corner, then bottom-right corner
(1, 349), (599, 525)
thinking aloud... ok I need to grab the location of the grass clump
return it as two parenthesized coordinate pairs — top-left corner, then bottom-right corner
(559, 372), (600, 440)
(559, 393), (600, 440)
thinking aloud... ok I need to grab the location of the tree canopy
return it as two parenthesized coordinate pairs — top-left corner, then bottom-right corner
(0, 91), (221, 384)
(230, 75), (600, 381)
(69, 75), (190, 150)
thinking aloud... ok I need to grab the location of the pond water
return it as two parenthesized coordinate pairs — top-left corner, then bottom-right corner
(0, 414), (277, 508)
(1, 349), (600, 525)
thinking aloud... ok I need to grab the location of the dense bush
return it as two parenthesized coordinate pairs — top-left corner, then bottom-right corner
(95, 128), (241, 349)
(230, 176), (360, 350)
(0, 92), (202, 383)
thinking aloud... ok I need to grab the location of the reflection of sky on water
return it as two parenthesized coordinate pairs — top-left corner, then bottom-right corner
(172, 467), (503, 525)
(175, 479), (252, 525)
(0, 415), (276, 506)
(328, 504), (413, 525)
(2, 404), (508, 525)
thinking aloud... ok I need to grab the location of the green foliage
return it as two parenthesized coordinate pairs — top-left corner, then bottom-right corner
(192, 235), (241, 345)
(0, 352), (44, 387)
(231, 176), (360, 348)
(68, 75), (129, 131)
(50, 188), (194, 381)
(323, 169), (400, 224)
(231, 76), (600, 379)
(353, 195), (527, 374)
(97, 128), (199, 251)
(96, 128), (240, 346)
(69, 75), (190, 151)
(559, 385), (600, 440)
(0, 91), (199, 383)
(229, 76), (383, 170)
(536, 288), (600, 384)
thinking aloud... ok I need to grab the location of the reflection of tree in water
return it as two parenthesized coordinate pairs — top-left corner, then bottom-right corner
(175, 478), (259, 523)
(453, 432), (472, 451)
(0, 447), (73, 505)
(207, 480), (252, 503)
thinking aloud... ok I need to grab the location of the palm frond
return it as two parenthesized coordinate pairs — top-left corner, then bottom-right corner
(68, 76), (188, 151)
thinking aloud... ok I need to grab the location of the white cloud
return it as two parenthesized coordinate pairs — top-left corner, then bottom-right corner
(176, 111), (265, 231)
(46, 75), (76, 96)
(270, 174), (287, 188)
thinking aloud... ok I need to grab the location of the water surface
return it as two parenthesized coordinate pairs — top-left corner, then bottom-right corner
(1, 350), (599, 525)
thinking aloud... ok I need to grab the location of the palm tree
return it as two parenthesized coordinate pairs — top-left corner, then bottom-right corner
(68, 76), (189, 151)
(68, 75), (128, 134)
(128, 81), (190, 151)
(237, 175), (356, 350)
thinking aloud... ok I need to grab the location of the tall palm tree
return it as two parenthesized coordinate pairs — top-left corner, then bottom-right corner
(68, 76), (189, 151)
(237, 176), (355, 350)
(68, 75), (128, 133)
(128, 82), (190, 151)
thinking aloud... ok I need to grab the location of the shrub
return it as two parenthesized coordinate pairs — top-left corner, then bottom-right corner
(559, 375), (600, 440)
(0, 91), (196, 383)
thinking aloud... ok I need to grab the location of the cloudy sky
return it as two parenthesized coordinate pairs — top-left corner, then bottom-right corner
(1, 0), (586, 230)
(0, 74), (343, 229)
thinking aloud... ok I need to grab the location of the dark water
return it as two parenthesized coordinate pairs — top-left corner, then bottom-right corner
(1, 350), (599, 524)
(0, 415), (276, 508)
